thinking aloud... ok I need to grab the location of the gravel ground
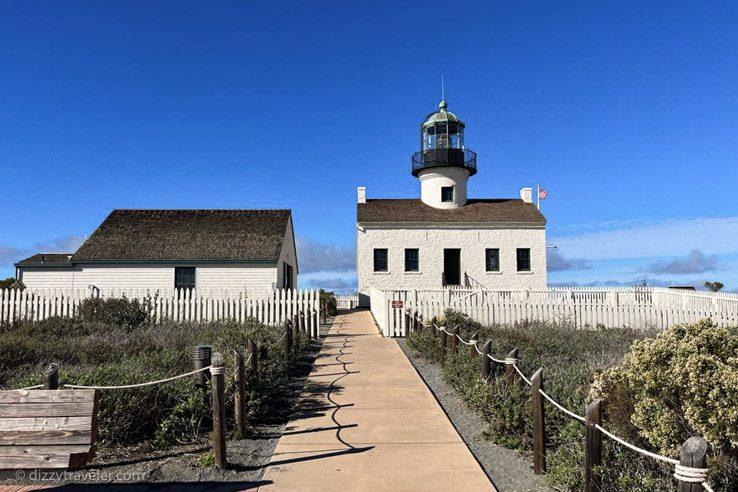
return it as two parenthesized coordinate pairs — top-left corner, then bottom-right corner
(3, 323), (331, 491)
(397, 339), (550, 492)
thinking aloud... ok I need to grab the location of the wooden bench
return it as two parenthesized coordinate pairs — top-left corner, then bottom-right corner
(0, 389), (99, 470)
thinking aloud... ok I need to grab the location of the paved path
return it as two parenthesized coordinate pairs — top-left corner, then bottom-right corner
(260, 310), (493, 491)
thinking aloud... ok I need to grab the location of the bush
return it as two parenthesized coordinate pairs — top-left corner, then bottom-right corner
(407, 309), (669, 491)
(320, 289), (337, 316)
(77, 296), (152, 329)
(3, 315), (310, 448)
(592, 319), (738, 489)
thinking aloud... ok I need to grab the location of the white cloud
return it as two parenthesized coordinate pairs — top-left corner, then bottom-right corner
(0, 235), (85, 269)
(552, 217), (738, 260)
(546, 249), (590, 271)
(647, 249), (717, 274)
(296, 236), (355, 273)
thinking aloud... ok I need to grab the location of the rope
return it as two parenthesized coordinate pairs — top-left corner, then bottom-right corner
(673, 464), (709, 483)
(456, 334), (476, 346)
(512, 363), (532, 386)
(594, 424), (678, 465)
(412, 311), (715, 490)
(13, 384), (44, 391)
(538, 389), (585, 423)
(63, 365), (212, 390)
(209, 365), (225, 376)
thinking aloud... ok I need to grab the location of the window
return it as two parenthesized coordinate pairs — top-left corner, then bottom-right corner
(373, 248), (388, 272)
(283, 263), (293, 289)
(405, 248), (419, 272)
(175, 267), (196, 290)
(485, 249), (500, 272)
(441, 186), (454, 202)
(516, 248), (531, 272)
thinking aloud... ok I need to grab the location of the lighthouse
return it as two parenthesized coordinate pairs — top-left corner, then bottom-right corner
(412, 100), (477, 209)
(356, 97), (547, 306)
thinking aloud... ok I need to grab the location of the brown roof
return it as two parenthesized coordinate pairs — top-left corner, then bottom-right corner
(71, 209), (291, 262)
(357, 199), (546, 224)
(15, 253), (74, 266)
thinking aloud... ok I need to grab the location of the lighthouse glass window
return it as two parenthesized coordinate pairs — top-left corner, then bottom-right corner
(517, 248), (531, 272)
(373, 249), (388, 272)
(441, 186), (454, 202)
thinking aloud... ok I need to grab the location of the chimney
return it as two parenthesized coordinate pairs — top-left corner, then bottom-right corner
(520, 187), (533, 204)
(357, 186), (366, 204)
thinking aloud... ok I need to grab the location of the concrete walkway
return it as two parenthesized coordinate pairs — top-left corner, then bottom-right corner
(260, 310), (493, 491)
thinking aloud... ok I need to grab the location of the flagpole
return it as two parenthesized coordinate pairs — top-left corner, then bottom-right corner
(536, 183), (540, 210)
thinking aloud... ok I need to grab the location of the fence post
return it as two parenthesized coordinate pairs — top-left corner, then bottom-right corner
(284, 321), (292, 364)
(247, 339), (258, 373)
(505, 348), (519, 387)
(451, 326), (459, 354)
(234, 349), (246, 439)
(193, 344), (212, 389)
(677, 437), (708, 492)
(531, 368), (546, 474)
(439, 327), (447, 362)
(469, 332), (478, 358)
(210, 352), (227, 469)
(585, 400), (602, 492)
(405, 310), (411, 335)
(44, 364), (58, 390)
(481, 340), (492, 380)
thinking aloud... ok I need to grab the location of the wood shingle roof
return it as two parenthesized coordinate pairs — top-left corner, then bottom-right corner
(71, 209), (291, 262)
(357, 199), (546, 225)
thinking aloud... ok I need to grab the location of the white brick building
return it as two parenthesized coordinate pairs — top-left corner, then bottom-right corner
(356, 100), (547, 305)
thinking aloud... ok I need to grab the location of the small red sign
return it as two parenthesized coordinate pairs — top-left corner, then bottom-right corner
(392, 300), (404, 309)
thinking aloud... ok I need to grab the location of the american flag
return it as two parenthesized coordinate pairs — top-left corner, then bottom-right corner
(538, 188), (549, 200)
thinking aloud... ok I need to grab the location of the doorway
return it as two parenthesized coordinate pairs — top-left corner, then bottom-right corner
(443, 249), (461, 286)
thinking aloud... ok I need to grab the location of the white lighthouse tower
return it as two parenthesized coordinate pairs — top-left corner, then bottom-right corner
(412, 100), (477, 209)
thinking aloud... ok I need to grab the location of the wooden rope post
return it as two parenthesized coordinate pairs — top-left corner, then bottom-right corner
(451, 326), (459, 354)
(469, 332), (478, 358)
(439, 327), (447, 362)
(414, 312), (420, 333)
(44, 364), (58, 390)
(677, 437), (708, 492)
(193, 344), (212, 389)
(431, 316), (438, 338)
(234, 349), (246, 439)
(481, 340), (492, 380)
(531, 368), (546, 474)
(505, 348), (519, 386)
(210, 352), (227, 469)
(405, 311), (411, 335)
(283, 321), (291, 365)
(247, 339), (258, 373)
(585, 399), (602, 492)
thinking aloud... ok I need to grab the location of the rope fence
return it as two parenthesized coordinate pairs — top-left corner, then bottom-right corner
(408, 312), (715, 492)
(7, 317), (308, 472)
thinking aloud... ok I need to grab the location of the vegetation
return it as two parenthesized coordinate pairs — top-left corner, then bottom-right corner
(1, 297), (308, 448)
(0, 277), (24, 290)
(319, 289), (338, 317)
(407, 311), (737, 490)
(705, 281), (724, 292)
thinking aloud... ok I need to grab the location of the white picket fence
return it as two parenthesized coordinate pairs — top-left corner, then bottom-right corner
(370, 287), (738, 337)
(0, 288), (320, 330)
(335, 295), (359, 310)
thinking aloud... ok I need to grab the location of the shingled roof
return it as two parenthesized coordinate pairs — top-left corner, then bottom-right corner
(357, 199), (546, 224)
(71, 209), (292, 262)
(15, 253), (74, 266)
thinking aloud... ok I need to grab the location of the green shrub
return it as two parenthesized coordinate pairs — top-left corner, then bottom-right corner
(592, 319), (738, 490)
(406, 309), (669, 491)
(320, 289), (338, 316)
(1, 315), (310, 448)
(77, 296), (152, 329)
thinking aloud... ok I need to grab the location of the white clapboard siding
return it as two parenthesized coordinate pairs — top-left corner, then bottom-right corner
(0, 288), (320, 329)
(370, 287), (738, 337)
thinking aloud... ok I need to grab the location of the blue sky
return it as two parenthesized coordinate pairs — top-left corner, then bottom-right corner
(1, 1), (737, 293)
